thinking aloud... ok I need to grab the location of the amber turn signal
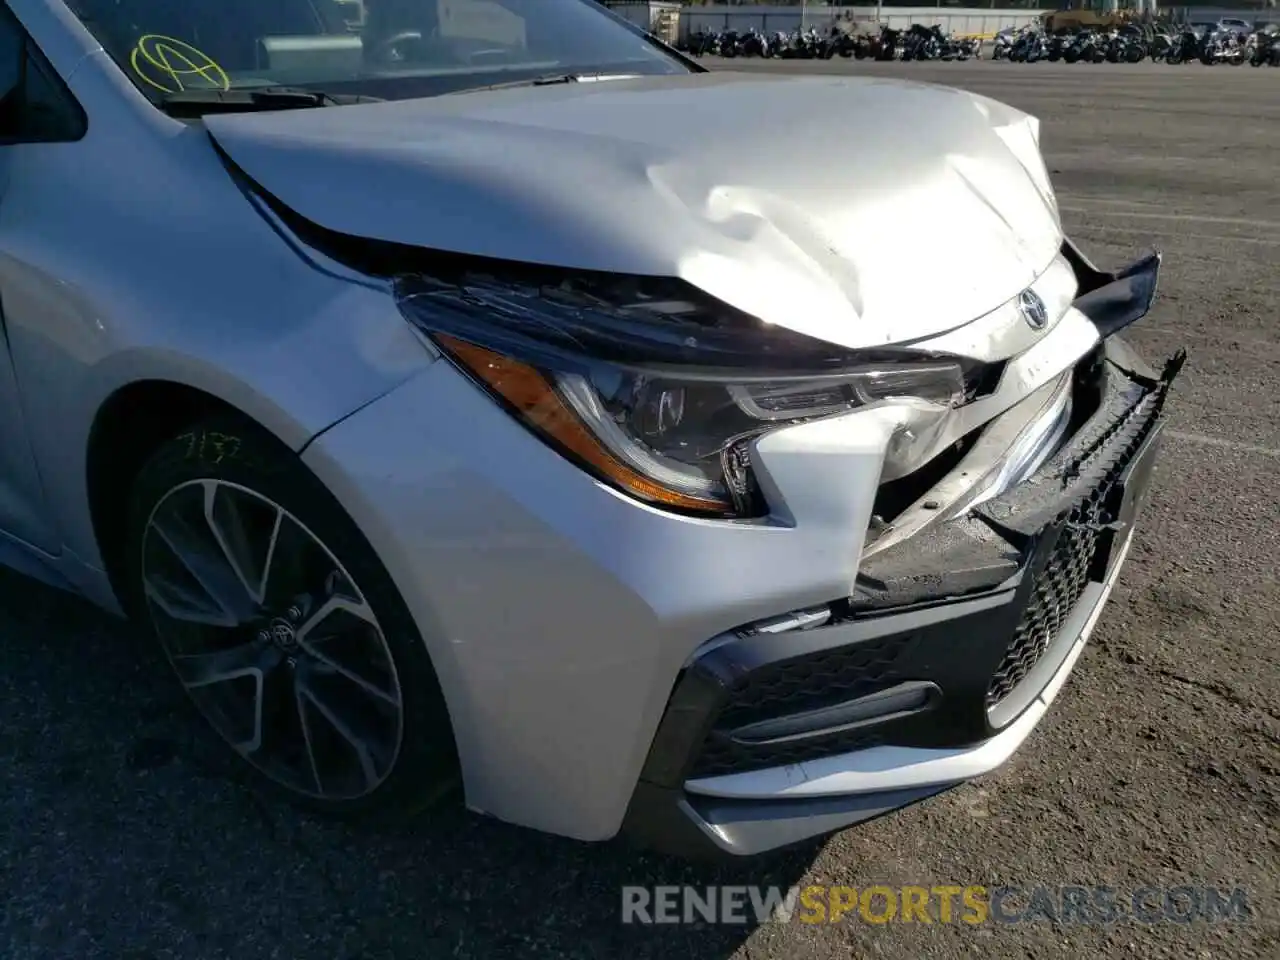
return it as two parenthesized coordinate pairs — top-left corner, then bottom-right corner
(435, 334), (733, 514)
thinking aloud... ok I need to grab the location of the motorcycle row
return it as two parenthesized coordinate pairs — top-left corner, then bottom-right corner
(994, 23), (1280, 66)
(678, 24), (983, 61)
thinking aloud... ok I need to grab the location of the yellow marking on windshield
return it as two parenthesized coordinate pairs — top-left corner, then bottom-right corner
(130, 35), (230, 93)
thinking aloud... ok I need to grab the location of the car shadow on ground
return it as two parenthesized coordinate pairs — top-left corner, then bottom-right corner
(0, 567), (815, 959)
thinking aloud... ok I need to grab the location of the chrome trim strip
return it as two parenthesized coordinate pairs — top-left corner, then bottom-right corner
(862, 371), (1072, 559)
(965, 377), (1072, 512)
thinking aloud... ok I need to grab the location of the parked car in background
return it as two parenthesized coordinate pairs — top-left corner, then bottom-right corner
(1216, 17), (1253, 35)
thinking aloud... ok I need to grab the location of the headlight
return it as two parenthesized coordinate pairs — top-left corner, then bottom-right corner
(395, 273), (979, 518)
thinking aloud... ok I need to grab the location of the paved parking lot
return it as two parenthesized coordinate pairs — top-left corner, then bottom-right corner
(1, 59), (1277, 960)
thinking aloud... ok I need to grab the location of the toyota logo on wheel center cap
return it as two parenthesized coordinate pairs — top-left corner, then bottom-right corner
(1018, 289), (1049, 331)
(269, 618), (298, 649)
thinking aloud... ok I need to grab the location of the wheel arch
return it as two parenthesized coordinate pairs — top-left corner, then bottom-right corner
(93, 381), (463, 812)
(85, 379), (277, 614)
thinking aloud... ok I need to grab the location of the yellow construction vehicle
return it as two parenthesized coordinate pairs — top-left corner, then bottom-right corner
(1041, 1), (1146, 35)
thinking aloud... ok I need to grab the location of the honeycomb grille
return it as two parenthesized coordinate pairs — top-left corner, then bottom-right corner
(983, 365), (1174, 712)
(688, 633), (912, 778)
(984, 518), (1101, 709)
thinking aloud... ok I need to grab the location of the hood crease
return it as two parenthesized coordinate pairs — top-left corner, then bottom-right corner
(206, 73), (1063, 349)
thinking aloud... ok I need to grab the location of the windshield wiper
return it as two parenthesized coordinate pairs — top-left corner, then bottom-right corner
(455, 72), (637, 94)
(158, 87), (385, 118)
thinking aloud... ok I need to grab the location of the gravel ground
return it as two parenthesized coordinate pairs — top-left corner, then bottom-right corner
(2, 59), (1278, 960)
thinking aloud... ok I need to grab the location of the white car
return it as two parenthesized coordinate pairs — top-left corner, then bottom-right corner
(1, 0), (1182, 858)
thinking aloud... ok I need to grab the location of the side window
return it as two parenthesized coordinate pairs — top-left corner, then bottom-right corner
(0, 4), (86, 144)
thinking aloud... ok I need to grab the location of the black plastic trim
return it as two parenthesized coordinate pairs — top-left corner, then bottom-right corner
(700, 589), (1013, 687)
(696, 588), (1022, 764)
(726, 681), (940, 746)
(1061, 235), (1121, 297)
(987, 580), (1103, 729)
(1071, 250), (1162, 340)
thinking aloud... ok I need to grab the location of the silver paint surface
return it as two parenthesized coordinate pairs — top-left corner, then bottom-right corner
(205, 71), (1063, 348)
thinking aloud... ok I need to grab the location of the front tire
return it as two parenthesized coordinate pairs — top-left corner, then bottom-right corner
(124, 415), (459, 819)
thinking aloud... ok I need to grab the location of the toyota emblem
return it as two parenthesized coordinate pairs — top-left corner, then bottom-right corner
(1018, 290), (1049, 331)
(270, 620), (298, 649)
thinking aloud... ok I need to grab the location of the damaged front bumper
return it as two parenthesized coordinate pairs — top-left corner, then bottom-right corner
(621, 246), (1185, 859)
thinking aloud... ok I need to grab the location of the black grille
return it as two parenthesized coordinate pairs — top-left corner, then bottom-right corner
(688, 633), (912, 778)
(983, 376), (1168, 711)
(985, 519), (1101, 709)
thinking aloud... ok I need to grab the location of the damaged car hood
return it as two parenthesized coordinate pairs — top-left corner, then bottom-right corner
(206, 73), (1063, 348)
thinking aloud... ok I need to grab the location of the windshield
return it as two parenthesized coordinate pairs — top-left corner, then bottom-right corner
(64, 0), (691, 103)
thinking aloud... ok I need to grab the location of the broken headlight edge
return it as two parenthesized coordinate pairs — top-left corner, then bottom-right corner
(394, 273), (977, 518)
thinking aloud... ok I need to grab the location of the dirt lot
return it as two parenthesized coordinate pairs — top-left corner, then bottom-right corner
(1, 59), (1277, 960)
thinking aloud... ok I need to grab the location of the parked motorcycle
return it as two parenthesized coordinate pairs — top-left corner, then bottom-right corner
(1064, 30), (1106, 63)
(1164, 27), (1200, 64)
(1046, 33), (1070, 61)
(831, 30), (859, 59)
(900, 24), (941, 61)
(991, 27), (1017, 60)
(1011, 30), (1048, 63)
(949, 35), (983, 60)
(1102, 27), (1147, 63)
(1147, 28), (1176, 61)
(739, 28), (770, 59)
(874, 26), (903, 61)
(1199, 27), (1246, 64)
(1248, 27), (1280, 66)
(684, 28), (718, 57)
(683, 18), (1267, 68)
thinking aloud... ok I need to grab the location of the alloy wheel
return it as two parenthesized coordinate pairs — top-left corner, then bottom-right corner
(141, 479), (404, 800)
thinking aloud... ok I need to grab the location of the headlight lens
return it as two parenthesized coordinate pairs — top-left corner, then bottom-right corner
(397, 273), (976, 517)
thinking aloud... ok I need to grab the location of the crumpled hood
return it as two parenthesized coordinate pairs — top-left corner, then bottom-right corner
(206, 72), (1062, 348)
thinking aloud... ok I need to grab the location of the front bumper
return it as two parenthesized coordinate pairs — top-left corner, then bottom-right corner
(302, 239), (1181, 853)
(621, 333), (1185, 859)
